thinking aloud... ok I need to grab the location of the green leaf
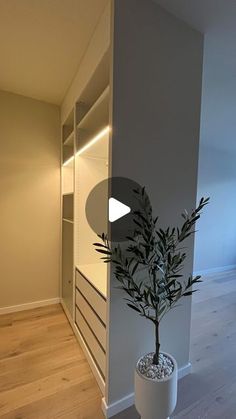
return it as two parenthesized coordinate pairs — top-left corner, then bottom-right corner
(127, 303), (141, 313)
(95, 249), (112, 255)
(93, 191), (209, 324)
(93, 242), (108, 248)
(131, 262), (139, 275)
(133, 220), (142, 228)
(183, 290), (198, 296)
(126, 236), (136, 242)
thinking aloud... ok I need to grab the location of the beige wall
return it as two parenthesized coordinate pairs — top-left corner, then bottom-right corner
(0, 90), (61, 308)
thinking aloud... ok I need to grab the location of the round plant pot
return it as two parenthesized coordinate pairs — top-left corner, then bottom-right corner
(135, 352), (178, 419)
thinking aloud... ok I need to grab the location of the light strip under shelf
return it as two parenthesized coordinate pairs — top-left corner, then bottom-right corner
(76, 126), (110, 156)
(62, 126), (110, 166)
(63, 155), (74, 166)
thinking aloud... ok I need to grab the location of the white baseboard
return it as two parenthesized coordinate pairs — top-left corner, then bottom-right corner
(194, 264), (236, 277)
(178, 361), (192, 379)
(102, 393), (135, 418)
(102, 362), (192, 418)
(0, 297), (60, 315)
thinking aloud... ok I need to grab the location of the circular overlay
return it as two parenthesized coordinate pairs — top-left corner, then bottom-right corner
(85, 176), (148, 242)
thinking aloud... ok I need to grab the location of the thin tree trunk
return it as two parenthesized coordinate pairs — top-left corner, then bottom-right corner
(153, 321), (160, 365)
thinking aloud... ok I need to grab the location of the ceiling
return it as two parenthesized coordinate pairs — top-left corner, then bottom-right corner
(155, 0), (236, 34)
(0, 0), (108, 105)
(1, 0), (235, 106)
(155, 0), (236, 85)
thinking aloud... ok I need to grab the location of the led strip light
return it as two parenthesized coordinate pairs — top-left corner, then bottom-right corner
(62, 155), (74, 166)
(63, 126), (110, 166)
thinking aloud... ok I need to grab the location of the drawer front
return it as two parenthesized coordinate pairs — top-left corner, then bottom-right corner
(76, 290), (106, 349)
(75, 308), (106, 377)
(76, 270), (106, 324)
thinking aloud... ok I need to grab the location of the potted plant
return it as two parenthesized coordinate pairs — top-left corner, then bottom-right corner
(94, 187), (209, 419)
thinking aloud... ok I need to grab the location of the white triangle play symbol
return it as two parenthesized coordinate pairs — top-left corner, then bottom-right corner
(109, 197), (131, 223)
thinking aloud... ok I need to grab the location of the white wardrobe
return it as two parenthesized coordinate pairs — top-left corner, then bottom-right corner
(60, 1), (203, 417)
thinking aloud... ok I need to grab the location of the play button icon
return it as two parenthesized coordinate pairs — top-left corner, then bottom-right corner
(109, 197), (131, 222)
(85, 176), (149, 242)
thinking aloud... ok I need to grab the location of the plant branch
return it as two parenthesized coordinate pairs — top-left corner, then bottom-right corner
(93, 189), (209, 365)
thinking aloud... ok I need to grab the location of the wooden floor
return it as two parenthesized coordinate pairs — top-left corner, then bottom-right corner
(1, 270), (236, 418)
(0, 304), (104, 419)
(114, 269), (236, 419)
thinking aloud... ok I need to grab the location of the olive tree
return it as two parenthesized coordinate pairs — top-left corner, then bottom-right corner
(94, 188), (209, 365)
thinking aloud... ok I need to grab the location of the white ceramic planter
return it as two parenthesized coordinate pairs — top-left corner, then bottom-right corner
(135, 352), (178, 419)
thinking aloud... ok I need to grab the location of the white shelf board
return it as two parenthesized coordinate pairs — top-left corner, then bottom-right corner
(62, 218), (74, 224)
(62, 192), (74, 196)
(77, 86), (109, 133)
(76, 263), (107, 299)
(63, 131), (74, 146)
(62, 158), (74, 169)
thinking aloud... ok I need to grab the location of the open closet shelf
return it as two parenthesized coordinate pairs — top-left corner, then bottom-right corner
(63, 147), (74, 165)
(76, 263), (107, 298)
(77, 86), (109, 140)
(61, 45), (110, 396)
(63, 218), (74, 224)
(63, 131), (74, 147)
(62, 109), (74, 143)
(80, 131), (109, 160)
(63, 193), (74, 221)
(76, 50), (110, 123)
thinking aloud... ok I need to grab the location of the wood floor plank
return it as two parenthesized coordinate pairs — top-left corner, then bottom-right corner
(2, 270), (236, 419)
(0, 363), (92, 415)
(0, 311), (74, 362)
(0, 340), (84, 392)
(0, 383), (103, 419)
(0, 304), (103, 418)
(174, 376), (236, 419)
(113, 270), (236, 419)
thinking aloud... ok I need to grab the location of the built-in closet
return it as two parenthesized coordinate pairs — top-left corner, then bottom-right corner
(61, 46), (110, 394)
(60, 1), (204, 417)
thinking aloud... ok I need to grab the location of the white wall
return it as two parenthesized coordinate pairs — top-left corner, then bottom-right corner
(0, 90), (61, 309)
(194, 30), (236, 274)
(107, 0), (203, 407)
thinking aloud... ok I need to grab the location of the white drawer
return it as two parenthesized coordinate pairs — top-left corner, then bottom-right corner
(76, 270), (106, 324)
(75, 308), (106, 377)
(76, 289), (106, 350)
